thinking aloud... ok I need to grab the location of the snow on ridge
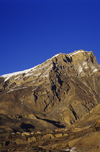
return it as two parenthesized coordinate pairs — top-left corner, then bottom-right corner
(1, 66), (39, 79)
(2, 71), (25, 82)
(1, 53), (61, 81)
(52, 53), (61, 58)
(44, 53), (61, 62)
(69, 50), (87, 56)
(1, 60), (53, 82)
(0, 51), (79, 81)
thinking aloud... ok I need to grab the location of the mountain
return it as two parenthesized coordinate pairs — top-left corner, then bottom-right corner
(0, 49), (100, 152)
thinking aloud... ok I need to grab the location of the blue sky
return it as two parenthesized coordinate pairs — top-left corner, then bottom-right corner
(0, 0), (100, 75)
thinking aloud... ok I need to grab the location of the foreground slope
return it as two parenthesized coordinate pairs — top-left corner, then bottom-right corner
(0, 49), (100, 151)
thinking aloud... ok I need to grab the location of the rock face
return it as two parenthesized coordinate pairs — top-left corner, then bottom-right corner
(0, 49), (100, 152)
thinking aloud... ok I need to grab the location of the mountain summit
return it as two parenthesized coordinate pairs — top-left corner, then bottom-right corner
(0, 50), (100, 151)
(0, 50), (99, 116)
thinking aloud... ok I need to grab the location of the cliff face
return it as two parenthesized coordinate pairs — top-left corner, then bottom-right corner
(0, 50), (100, 125)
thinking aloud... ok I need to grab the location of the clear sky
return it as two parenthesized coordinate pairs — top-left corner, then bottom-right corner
(0, 0), (100, 76)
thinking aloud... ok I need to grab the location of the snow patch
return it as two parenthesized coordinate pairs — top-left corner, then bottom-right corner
(64, 148), (70, 151)
(14, 76), (21, 80)
(34, 62), (52, 71)
(34, 73), (41, 76)
(64, 147), (76, 152)
(40, 65), (52, 78)
(70, 147), (76, 152)
(93, 68), (98, 73)
(78, 65), (83, 73)
(83, 62), (89, 69)
(32, 87), (38, 92)
(24, 73), (33, 77)
(45, 65), (53, 72)
(83, 62), (87, 66)
(91, 66), (98, 73)
(91, 66), (96, 70)
(6, 86), (28, 94)
(42, 74), (49, 78)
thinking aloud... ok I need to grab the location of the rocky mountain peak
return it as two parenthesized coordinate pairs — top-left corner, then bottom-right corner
(0, 50), (100, 152)
(0, 50), (100, 122)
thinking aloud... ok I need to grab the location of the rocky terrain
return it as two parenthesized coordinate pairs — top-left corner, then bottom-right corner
(0, 49), (100, 152)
